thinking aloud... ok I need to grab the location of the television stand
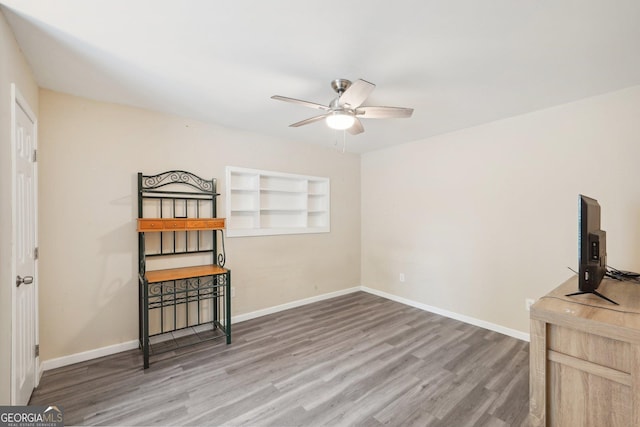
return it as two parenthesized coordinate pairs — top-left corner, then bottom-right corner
(565, 289), (619, 305)
(530, 277), (640, 426)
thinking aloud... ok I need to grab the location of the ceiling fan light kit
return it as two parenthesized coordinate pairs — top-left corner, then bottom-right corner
(272, 78), (413, 136)
(326, 110), (355, 130)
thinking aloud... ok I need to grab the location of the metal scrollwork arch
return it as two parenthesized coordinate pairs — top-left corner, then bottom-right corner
(141, 170), (214, 193)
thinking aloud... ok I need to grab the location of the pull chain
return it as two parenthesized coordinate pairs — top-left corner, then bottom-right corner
(334, 130), (347, 153)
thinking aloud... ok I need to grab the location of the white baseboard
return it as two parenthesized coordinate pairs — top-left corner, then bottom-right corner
(41, 340), (139, 372)
(360, 286), (530, 342)
(231, 286), (361, 323)
(40, 284), (527, 372)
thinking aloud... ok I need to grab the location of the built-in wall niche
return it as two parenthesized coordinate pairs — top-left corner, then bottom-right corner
(225, 166), (330, 237)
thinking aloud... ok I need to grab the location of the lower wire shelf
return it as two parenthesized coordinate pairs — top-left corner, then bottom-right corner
(148, 322), (229, 356)
(139, 268), (231, 369)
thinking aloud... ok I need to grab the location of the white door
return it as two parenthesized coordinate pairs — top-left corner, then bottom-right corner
(12, 85), (38, 405)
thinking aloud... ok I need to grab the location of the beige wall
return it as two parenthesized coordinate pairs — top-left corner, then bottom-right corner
(0, 10), (39, 405)
(37, 90), (361, 361)
(9, 18), (640, 377)
(362, 86), (640, 335)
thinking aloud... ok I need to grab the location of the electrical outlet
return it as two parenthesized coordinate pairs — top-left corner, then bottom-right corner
(525, 298), (535, 311)
(231, 287), (236, 298)
(399, 273), (405, 283)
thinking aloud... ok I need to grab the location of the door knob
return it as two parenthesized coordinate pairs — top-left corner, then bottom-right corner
(16, 275), (33, 287)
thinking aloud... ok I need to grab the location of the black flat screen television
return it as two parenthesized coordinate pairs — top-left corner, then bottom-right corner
(578, 195), (607, 292)
(566, 195), (618, 304)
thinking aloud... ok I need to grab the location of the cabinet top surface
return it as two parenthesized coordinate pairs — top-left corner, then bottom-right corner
(531, 276), (640, 340)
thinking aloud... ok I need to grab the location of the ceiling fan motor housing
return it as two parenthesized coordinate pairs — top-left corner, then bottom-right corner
(331, 79), (352, 94)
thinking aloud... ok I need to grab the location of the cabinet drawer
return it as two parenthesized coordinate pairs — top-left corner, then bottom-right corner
(138, 218), (186, 231)
(187, 218), (225, 230)
(163, 220), (186, 230)
(548, 324), (630, 372)
(138, 219), (165, 231)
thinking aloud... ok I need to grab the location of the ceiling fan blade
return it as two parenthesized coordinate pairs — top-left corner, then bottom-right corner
(271, 95), (330, 111)
(347, 118), (364, 135)
(289, 114), (329, 128)
(338, 79), (375, 108)
(356, 106), (414, 118)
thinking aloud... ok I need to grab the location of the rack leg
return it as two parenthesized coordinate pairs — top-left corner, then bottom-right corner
(138, 280), (143, 349)
(213, 276), (219, 329)
(143, 280), (150, 369)
(226, 271), (231, 344)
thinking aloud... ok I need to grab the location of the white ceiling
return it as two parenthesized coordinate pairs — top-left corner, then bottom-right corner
(2, 0), (640, 153)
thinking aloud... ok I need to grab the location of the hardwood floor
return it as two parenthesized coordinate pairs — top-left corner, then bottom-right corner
(30, 292), (531, 426)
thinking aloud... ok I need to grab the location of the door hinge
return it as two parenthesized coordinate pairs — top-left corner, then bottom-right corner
(32, 149), (37, 162)
(34, 247), (39, 260)
(35, 344), (39, 358)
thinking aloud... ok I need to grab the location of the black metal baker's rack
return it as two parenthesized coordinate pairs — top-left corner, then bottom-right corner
(137, 170), (230, 369)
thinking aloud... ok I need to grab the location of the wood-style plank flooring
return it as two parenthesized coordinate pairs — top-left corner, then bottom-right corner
(30, 292), (530, 426)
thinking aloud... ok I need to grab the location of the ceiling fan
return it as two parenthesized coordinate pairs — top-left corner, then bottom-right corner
(271, 78), (413, 135)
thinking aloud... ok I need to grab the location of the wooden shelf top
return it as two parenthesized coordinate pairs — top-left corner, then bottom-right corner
(145, 265), (228, 283)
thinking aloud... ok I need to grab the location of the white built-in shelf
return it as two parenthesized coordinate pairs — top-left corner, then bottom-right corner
(225, 166), (330, 237)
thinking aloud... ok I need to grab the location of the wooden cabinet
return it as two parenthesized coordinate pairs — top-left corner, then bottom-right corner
(529, 277), (640, 426)
(137, 171), (231, 369)
(225, 166), (330, 237)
